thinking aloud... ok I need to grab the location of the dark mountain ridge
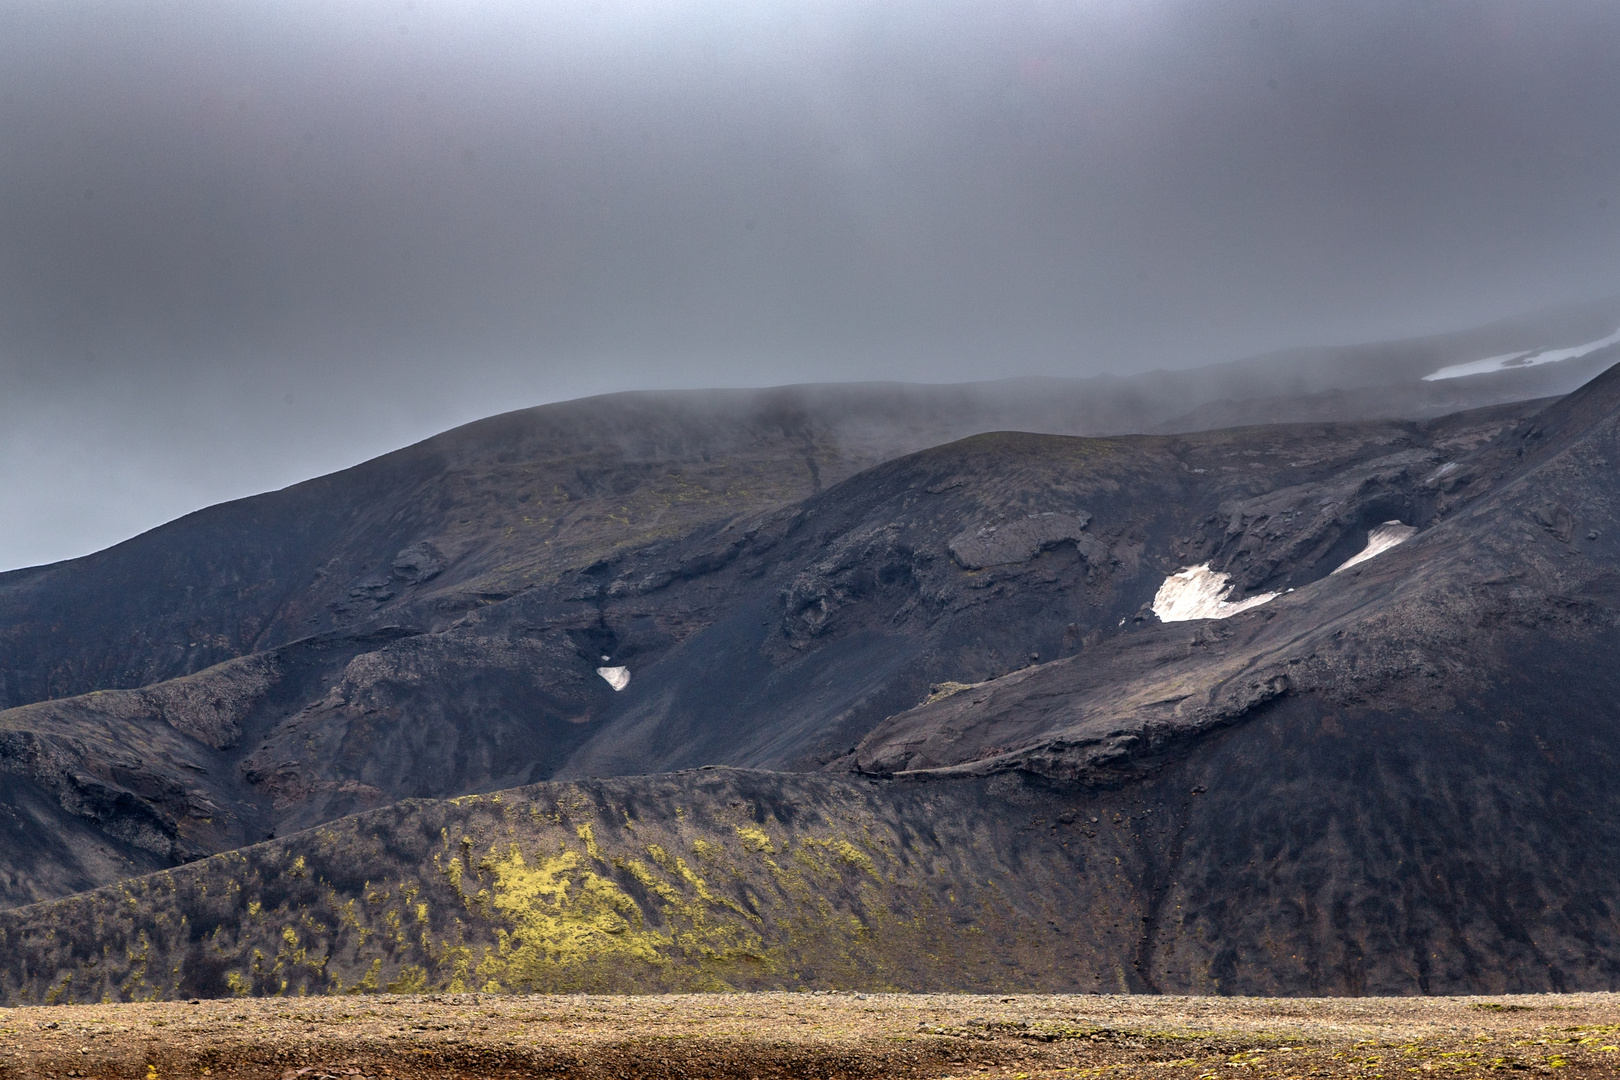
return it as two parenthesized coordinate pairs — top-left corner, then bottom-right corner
(7, 293), (1618, 715)
(0, 393), (1541, 908)
(855, 351), (1620, 782)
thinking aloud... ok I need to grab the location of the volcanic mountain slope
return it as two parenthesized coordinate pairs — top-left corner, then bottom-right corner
(851, 352), (1620, 782)
(0, 391), (1540, 909)
(5, 294), (1618, 717)
(5, 361), (1620, 997)
(4, 309), (1620, 994)
(0, 703), (1617, 1002)
(2, 298), (1613, 745)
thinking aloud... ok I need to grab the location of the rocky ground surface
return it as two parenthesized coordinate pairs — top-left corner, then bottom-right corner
(2, 992), (1619, 1080)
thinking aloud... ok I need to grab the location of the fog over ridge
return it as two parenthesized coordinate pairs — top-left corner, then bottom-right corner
(2, 0), (1618, 570)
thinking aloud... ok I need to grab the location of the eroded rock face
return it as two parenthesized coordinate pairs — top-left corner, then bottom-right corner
(780, 524), (926, 643)
(1535, 502), (1576, 543)
(391, 542), (446, 585)
(947, 512), (1093, 570)
(1179, 446), (1441, 597)
(853, 360), (1620, 789)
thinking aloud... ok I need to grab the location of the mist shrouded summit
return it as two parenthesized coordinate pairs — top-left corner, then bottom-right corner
(3, 0), (1619, 569)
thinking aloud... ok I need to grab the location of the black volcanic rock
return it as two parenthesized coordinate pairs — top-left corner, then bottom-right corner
(389, 542), (446, 584)
(948, 511), (1093, 570)
(853, 360), (1620, 784)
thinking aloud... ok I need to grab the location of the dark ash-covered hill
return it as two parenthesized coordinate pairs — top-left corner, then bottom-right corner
(5, 360), (1620, 995)
(7, 294), (1618, 717)
(4, 310), (1620, 996)
(0, 395), (1535, 908)
(2, 745), (1617, 1002)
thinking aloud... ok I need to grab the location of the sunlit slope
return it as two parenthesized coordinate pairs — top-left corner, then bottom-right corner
(5, 732), (1619, 1001)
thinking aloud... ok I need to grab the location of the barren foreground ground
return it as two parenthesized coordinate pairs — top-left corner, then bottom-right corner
(2, 993), (1619, 1080)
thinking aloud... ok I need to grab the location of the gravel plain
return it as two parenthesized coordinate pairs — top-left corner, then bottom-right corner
(2, 993), (1618, 1080)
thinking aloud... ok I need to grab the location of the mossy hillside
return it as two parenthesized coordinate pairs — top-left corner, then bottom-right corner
(11, 679), (1620, 1001)
(0, 769), (1155, 1003)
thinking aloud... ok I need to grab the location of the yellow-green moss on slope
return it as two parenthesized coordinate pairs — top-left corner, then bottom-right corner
(422, 781), (1063, 994)
(0, 771), (1146, 1002)
(458, 812), (909, 991)
(473, 843), (665, 990)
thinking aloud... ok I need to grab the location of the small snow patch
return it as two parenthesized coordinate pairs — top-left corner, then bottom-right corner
(1427, 461), (1461, 481)
(1332, 521), (1417, 574)
(1152, 564), (1277, 622)
(596, 666), (630, 691)
(1423, 327), (1620, 381)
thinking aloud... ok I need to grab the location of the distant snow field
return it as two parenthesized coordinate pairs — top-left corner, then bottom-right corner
(1332, 521), (1417, 574)
(1152, 564), (1278, 622)
(597, 666), (631, 691)
(1423, 326), (1620, 381)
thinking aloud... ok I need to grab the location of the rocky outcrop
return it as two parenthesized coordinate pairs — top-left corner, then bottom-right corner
(780, 524), (928, 643)
(0, 729), (212, 862)
(390, 542), (446, 584)
(948, 512), (1093, 569)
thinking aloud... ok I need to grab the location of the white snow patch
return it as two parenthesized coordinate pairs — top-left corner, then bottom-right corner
(1332, 521), (1417, 574)
(1422, 351), (1538, 381)
(1423, 327), (1620, 381)
(596, 666), (630, 691)
(1152, 564), (1278, 622)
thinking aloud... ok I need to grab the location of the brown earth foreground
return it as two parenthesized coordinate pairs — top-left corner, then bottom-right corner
(2, 994), (1619, 1080)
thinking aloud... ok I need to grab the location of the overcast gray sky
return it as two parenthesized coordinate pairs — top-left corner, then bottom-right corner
(3, 0), (1619, 571)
